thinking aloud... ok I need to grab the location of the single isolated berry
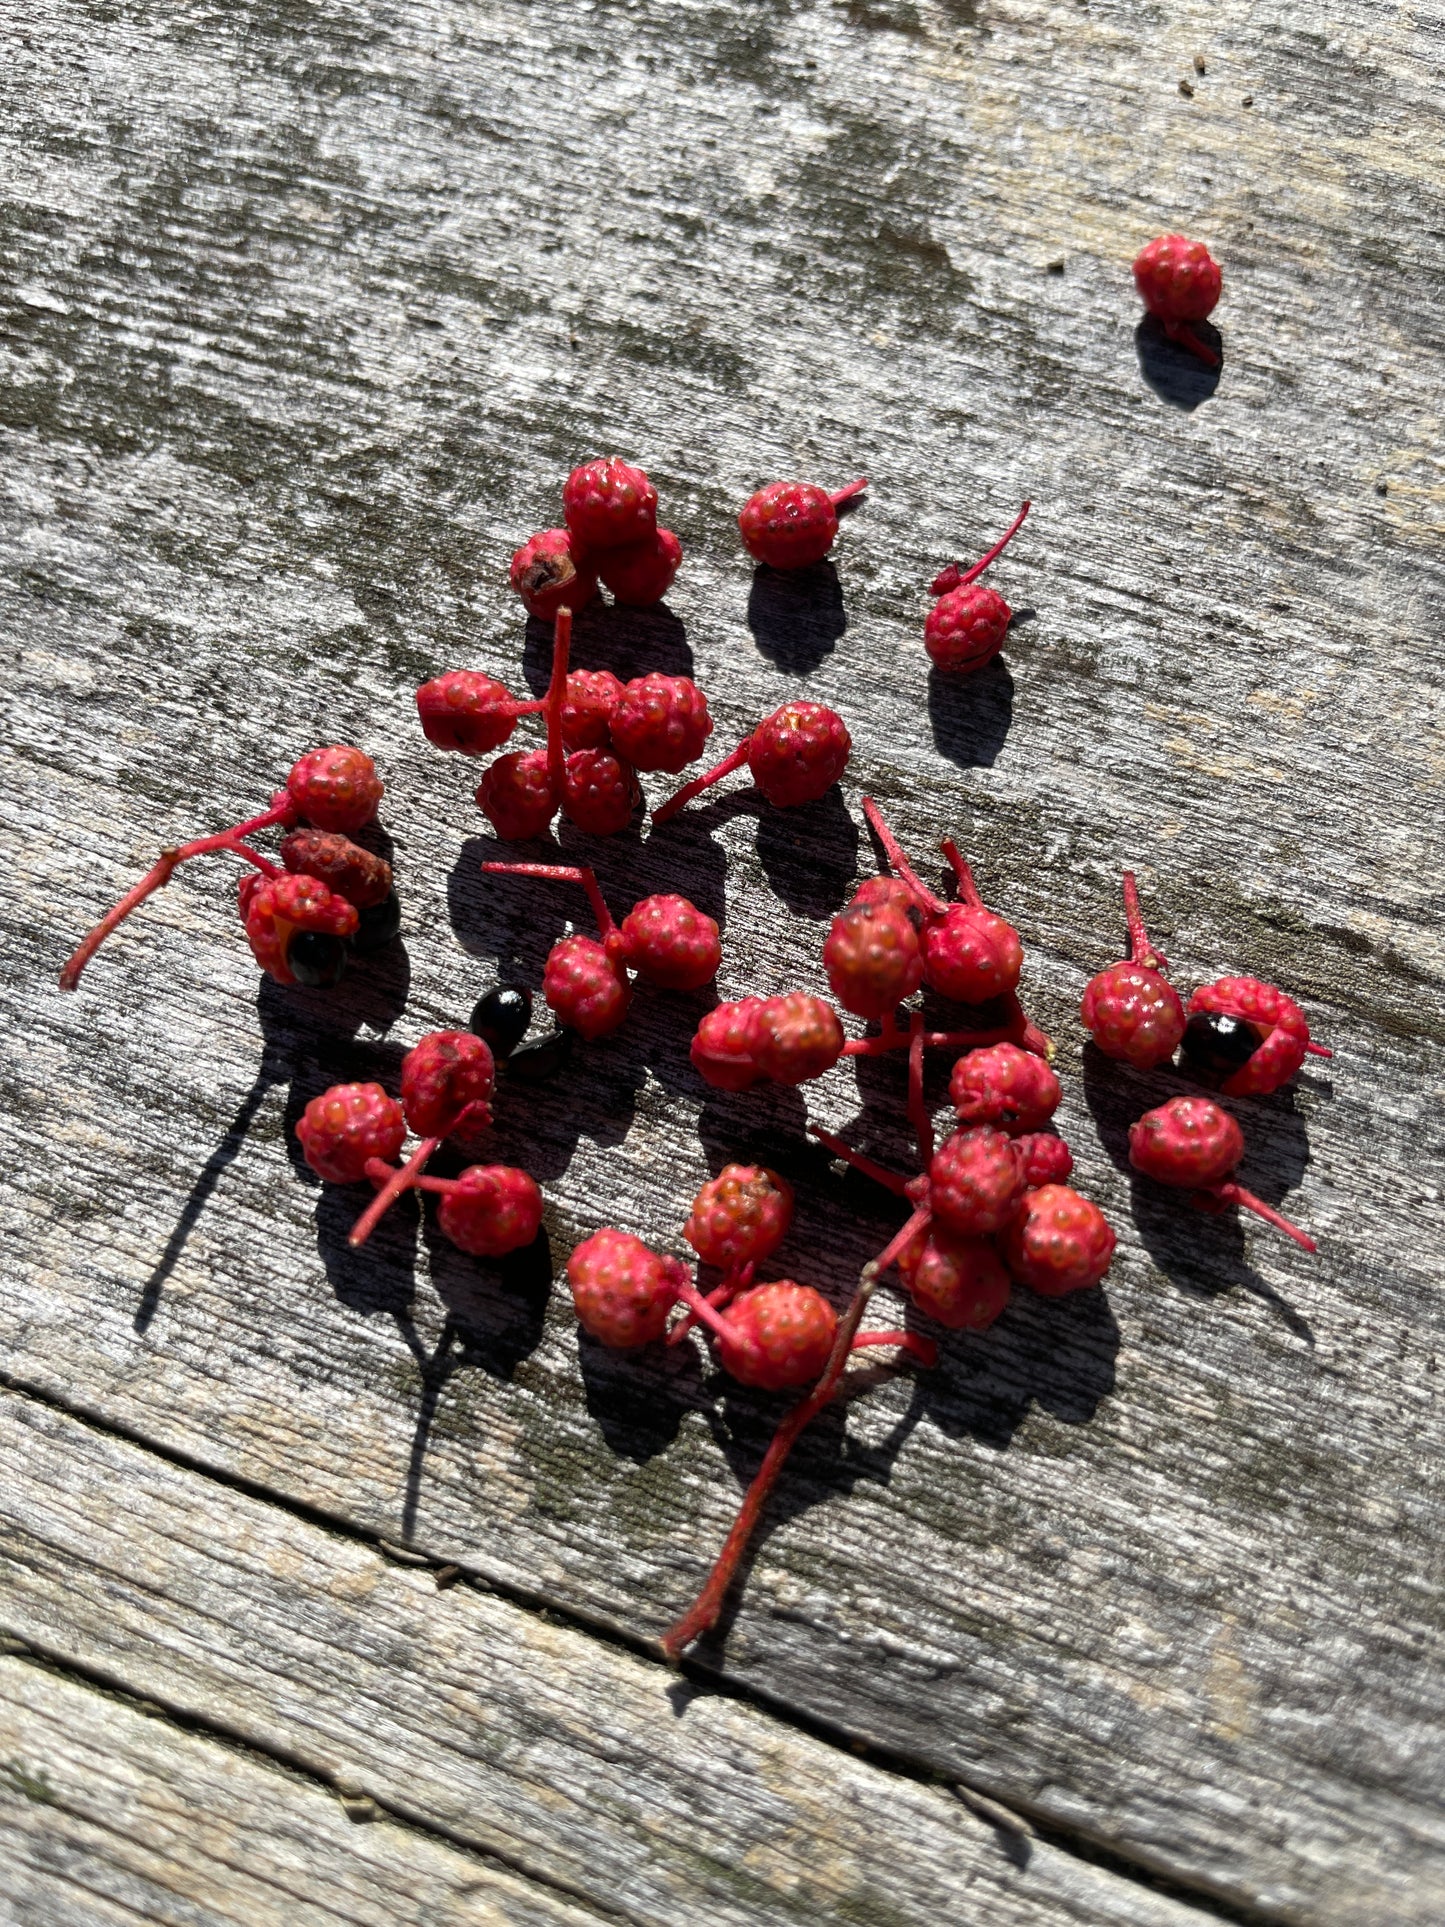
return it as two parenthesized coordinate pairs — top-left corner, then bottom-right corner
(436, 1164), (544, 1258)
(752, 992), (846, 1086)
(559, 669), (626, 751)
(280, 829), (392, 909)
(925, 502), (1030, 676)
(469, 984), (533, 1059)
(738, 477), (867, 571)
(823, 891), (924, 1021)
(296, 1082), (405, 1185)
(1001, 1185), (1117, 1295)
(690, 996), (768, 1090)
(930, 1127), (1026, 1238)
(1127, 1094), (1316, 1250)
(568, 1228), (687, 1348)
(608, 673), (713, 774)
(950, 1042), (1061, 1133)
(1080, 871), (1186, 1069)
(240, 872), (359, 986)
(898, 1224), (1012, 1331)
(1133, 234), (1223, 368)
(509, 527), (599, 622)
(416, 671), (543, 756)
(562, 457), (658, 553)
(653, 701), (851, 823)
(684, 1164), (794, 1273)
(476, 748), (556, 840)
(1013, 1132), (1075, 1188)
(1183, 976), (1329, 1097)
(598, 527), (683, 605)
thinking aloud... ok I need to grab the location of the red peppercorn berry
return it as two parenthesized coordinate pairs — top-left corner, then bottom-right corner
(416, 671), (544, 757)
(823, 893), (924, 1021)
(437, 1164), (544, 1258)
(1183, 976), (1328, 1097)
(568, 1228), (687, 1347)
(509, 527), (599, 621)
(614, 894), (720, 990)
(476, 749), (556, 841)
(562, 457), (658, 553)
(1013, 1132), (1075, 1188)
(925, 502), (1030, 676)
(280, 829), (392, 909)
(1080, 871), (1185, 1069)
(684, 1164), (794, 1273)
(286, 746), (383, 834)
(690, 996), (768, 1091)
(738, 477), (868, 571)
(707, 1280), (838, 1390)
(929, 1127), (1026, 1238)
(598, 527), (683, 606)
(563, 748), (641, 836)
(950, 1042), (1061, 1134)
(241, 872), (360, 985)
(1001, 1184), (1117, 1295)
(898, 1224), (1012, 1331)
(544, 934), (632, 1039)
(1133, 234), (1222, 367)
(560, 669), (625, 751)
(1128, 1095), (1315, 1251)
(296, 1082), (406, 1185)
(752, 992), (846, 1086)
(653, 701), (851, 823)
(608, 673), (713, 775)
(401, 1030), (496, 1141)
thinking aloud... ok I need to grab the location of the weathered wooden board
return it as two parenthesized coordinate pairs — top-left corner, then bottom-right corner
(3, 1), (1444, 1923)
(0, 1389), (1217, 1927)
(0, 1657), (600, 1927)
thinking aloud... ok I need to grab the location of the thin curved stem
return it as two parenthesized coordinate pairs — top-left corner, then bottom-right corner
(851, 1328), (937, 1368)
(1305, 1041), (1333, 1059)
(1212, 1182), (1317, 1254)
(870, 1201), (933, 1278)
(939, 838), (984, 911)
(673, 1280), (733, 1342)
(860, 797), (945, 915)
(481, 860), (615, 939)
(668, 1263), (752, 1345)
(545, 606), (572, 804)
(955, 499), (1031, 588)
(1164, 318), (1220, 369)
(828, 476), (869, 508)
(59, 827), (285, 990)
(806, 1124), (913, 1196)
(651, 738), (752, 825)
(1121, 871), (1168, 972)
(349, 1137), (441, 1248)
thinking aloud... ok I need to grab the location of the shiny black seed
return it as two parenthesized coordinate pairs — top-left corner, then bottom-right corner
(1180, 1010), (1260, 1076)
(505, 1028), (575, 1082)
(351, 889), (402, 954)
(286, 930), (349, 988)
(470, 985), (533, 1059)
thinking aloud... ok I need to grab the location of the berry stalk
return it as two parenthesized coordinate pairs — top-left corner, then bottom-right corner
(59, 816), (288, 991)
(1209, 1182), (1318, 1253)
(839, 1008), (1052, 1060)
(806, 1123), (913, 1196)
(482, 860), (616, 939)
(349, 1136), (442, 1247)
(829, 477), (869, 509)
(1121, 871), (1168, 973)
(939, 839), (985, 912)
(651, 740), (752, 826)
(860, 797), (945, 914)
(668, 1264), (752, 1346)
(1164, 318), (1220, 369)
(907, 1010), (934, 1168)
(545, 607), (573, 804)
(955, 499), (1031, 590)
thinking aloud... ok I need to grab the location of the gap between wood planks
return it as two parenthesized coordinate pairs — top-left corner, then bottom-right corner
(0, 1368), (1265, 1927)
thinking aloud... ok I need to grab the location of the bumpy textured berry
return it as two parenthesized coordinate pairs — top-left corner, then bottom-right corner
(1133, 235), (1222, 325)
(850, 876), (916, 915)
(476, 750), (555, 840)
(560, 670), (625, 751)
(1013, 1133), (1075, 1188)
(1001, 1185), (1116, 1295)
(749, 702), (851, 807)
(280, 829), (392, 908)
(568, 1228), (686, 1347)
(417, 672), (526, 756)
(401, 1030), (496, 1140)
(752, 992), (845, 1086)
(509, 527), (599, 621)
(691, 997), (768, 1090)
(1186, 977), (1313, 1097)
(614, 895), (720, 990)
(438, 1165), (544, 1258)
(287, 746), (383, 833)
(738, 479), (864, 571)
(469, 985), (533, 1059)
(925, 584), (1012, 675)
(240, 873), (359, 985)
(950, 1043), (1060, 1133)
(823, 898), (923, 1020)
(544, 934), (631, 1038)
(562, 457), (658, 553)
(609, 674), (712, 774)
(1081, 962), (1185, 1069)
(712, 1281), (837, 1390)
(296, 1082), (405, 1184)
(922, 902), (1023, 1004)
(684, 1165), (793, 1272)
(1128, 1095), (1242, 1190)
(598, 528), (683, 605)
(929, 1127), (1025, 1238)
(898, 1226), (1011, 1331)
(563, 749), (640, 836)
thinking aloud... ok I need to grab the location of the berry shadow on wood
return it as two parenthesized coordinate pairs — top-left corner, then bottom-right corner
(419, 1212), (554, 1384)
(757, 786), (861, 918)
(521, 599), (693, 693)
(927, 660), (1015, 769)
(134, 947), (412, 1334)
(1134, 317), (1223, 410)
(576, 1326), (709, 1464)
(746, 560), (846, 672)
(1082, 1043), (1316, 1342)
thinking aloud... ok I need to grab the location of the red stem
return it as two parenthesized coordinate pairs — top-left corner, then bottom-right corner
(1164, 319), (1220, 369)
(59, 824), (286, 990)
(807, 1124), (913, 1196)
(668, 1264), (752, 1346)
(674, 1280), (732, 1342)
(1212, 1182), (1317, 1254)
(545, 607), (572, 804)
(870, 1201), (933, 1278)
(1121, 870), (1169, 972)
(860, 797), (945, 916)
(907, 1011), (934, 1169)
(939, 838), (985, 911)
(828, 476), (869, 509)
(1305, 1041), (1332, 1058)
(481, 860), (615, 938)
(841, 1010), (1052, 1061)
(349, 1137), (441, 1247)
(955, 499), (1031, 588)
(851, 1328), (937, 1368)
(651, 738), (753, 825)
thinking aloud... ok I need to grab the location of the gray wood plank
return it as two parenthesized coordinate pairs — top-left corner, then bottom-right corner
(2, 1), (1443, 1923)
(0, 1658), (601, 1927)
(0, 1390), (1215, 1927)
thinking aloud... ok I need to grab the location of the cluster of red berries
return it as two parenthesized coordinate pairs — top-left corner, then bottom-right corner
(296, 1028), (543, 1258)
(59, 745), (397, 992)
(510, 456), (684, 620)
(1082, 872), (1328, 1250)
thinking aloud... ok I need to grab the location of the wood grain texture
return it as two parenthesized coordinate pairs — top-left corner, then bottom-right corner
(0, 1657), (601, 1927)
(2, 1), (1444, 1922)
(0, 1389), (1217, 1927)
